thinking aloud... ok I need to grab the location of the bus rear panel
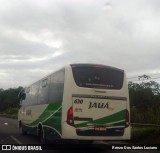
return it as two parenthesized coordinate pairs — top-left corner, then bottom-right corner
(62, 64), (130, 140)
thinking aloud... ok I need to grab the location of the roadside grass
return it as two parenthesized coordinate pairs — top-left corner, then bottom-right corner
(0, 107), (18, 119)
(131, 105), (160, 125)
(131, 127), (160, 144)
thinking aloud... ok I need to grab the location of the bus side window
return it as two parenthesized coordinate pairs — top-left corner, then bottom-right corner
(38, 77), (50, 104)
(48, 69), (64, 104)
(42, 79), (48, 88)
(26, 87), (30, 93)
(30, 83), (40, 105)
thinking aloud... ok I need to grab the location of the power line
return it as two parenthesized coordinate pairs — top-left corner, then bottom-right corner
(127, 73), (160, 80)
(151, 77), (160, 80)
(128, 77), (160, 82)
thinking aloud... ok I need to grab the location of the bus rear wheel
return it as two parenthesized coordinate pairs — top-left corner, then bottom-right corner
(22, 128), (27, 135)
(21, 123), (27, 135)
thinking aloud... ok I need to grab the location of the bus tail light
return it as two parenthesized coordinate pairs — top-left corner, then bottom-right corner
(125, 110), (129, 127)
(67, 107), (74, 126)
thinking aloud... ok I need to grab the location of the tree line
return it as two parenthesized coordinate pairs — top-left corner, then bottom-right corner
(0, 75), (160, 124)
(129, 75), (160, 124)
(0, 87), (22, 112)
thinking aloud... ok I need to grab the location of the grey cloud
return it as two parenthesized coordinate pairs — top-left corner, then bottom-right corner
(0, 0), (160, 89)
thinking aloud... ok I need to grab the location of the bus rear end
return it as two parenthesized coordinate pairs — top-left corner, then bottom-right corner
(62, 64), (130, 141)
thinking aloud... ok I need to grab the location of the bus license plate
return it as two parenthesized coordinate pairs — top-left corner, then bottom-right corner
(94, 126), (106, 132)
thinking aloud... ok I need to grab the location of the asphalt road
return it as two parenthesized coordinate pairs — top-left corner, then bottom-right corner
(0, 117), (159, 153)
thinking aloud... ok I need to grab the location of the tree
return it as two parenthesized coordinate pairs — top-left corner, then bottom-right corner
(138, 74), (150, 81)
(0, 87), (23, 112)
(128, 75), (160, 124)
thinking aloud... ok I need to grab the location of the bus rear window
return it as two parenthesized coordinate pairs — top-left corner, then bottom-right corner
(71, 65), (124, 89)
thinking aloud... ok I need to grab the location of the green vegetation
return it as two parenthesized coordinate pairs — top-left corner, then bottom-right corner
(129, 75), (160, 124)
(0, 87), (22, 118)
(0, 107), (19, 119)
(131, 127), (160, 143)
(131, 105), (160, 124)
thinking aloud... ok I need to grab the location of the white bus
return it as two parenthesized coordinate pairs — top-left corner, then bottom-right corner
(18, 63), (130, 143)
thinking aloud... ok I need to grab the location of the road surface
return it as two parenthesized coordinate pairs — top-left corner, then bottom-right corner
(0, 117), (159, 153)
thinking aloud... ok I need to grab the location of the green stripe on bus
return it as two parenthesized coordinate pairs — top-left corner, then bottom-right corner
(29, 103), (62, 126)
(43, 107), (62, 133)
(75, 109), (126, 128)
(112, 121), (126, 126)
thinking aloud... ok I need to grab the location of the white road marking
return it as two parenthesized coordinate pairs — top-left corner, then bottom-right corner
(10, 136), (23, 144)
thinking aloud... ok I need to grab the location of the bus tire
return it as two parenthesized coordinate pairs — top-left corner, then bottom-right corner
(21, 125), (27, 135)
(18, 121), (21, 128)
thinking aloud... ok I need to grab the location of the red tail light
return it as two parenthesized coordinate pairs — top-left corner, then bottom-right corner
(66, 107), (74, 126)
(125, 110), (129, 127)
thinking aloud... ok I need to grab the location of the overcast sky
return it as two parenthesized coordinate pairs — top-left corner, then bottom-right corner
(0, 0), (160, 89)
